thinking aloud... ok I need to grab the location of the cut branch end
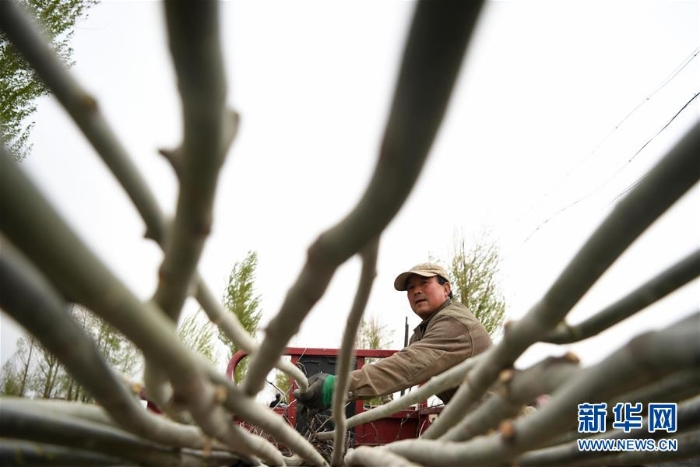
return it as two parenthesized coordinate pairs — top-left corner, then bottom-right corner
(499, 420), (517, 443)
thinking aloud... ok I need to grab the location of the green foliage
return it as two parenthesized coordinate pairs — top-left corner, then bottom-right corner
(87, 305), (140, 378)
(0, 335), (36, 397)
(448, 232), (507, 338)
(220, 250), (262, 382)
(274, 370), (291, 398)
(0, 0), (97, 160)
(0, 305), (140, 401)
(178, 310), (219, 366)
(1, 360), (22, 396)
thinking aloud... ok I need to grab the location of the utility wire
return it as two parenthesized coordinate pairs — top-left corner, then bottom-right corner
(506, 46), (700, 234)
(605, 47), (699, 143)
(500, 90), (700, 266)
(607, 91), (700, 207)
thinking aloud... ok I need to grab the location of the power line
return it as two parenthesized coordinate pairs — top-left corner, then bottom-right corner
(505, 46), (700, 235)
(607, 91), (700, 207)
(500, 90), (700, 266)
(607, 47), (699, 139)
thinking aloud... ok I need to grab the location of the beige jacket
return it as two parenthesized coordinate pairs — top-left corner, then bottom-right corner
(347, 299), (493, 404)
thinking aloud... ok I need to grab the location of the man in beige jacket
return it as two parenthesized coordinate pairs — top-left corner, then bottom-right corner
(294, 262), (493, 410)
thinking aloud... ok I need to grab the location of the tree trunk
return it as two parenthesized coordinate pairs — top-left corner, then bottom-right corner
(18, 337), (35, 397)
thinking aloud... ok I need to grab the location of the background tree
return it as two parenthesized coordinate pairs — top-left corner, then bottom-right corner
(447, 232), (507, 338)
(0, 360), (21, 396)
(34, 339), (61, 398)
(220, 250), (262, 382)
(62, 305), (140, 402)
(1, 335), (38, 397)
(355, 315), (393, 351)
(0, 334), (36, 397)
(178, 309), (219, 366)
(0, 0), (97, 160)
(0, 305), (139, 401)
(274, 368), (291, 401)
(355, 315), (394, 406)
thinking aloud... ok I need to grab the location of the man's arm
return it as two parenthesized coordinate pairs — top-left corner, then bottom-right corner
(347, 315), (477, 399)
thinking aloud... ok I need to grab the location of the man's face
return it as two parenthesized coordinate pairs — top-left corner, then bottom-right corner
(405, 275), (450, 320)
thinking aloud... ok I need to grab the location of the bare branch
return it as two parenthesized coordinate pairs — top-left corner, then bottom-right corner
(543, 369), (700, 448)
(0, 0), (305, 390)
(2, 1), (696, 464)
(385, 313), (700, 465)
(345, 446), (422, 467)
(571, 430), (700, 467)
(195, 279), (308, 391)
(332, 237), (379, 466)
(144, 0), (237, 409)
(0, 245), (223, 451)
(517, 396), (700, 466)
(153, 0), (234, 322)
(0, 404), (251, 467)
(0, 150), (282, 464)
(618, 370), (700, 409)
(424, 120), (700, 439)
(243, 0), (486, 397)
(0, 439), (128, 467)
(0, 1), (166, 243)
(208, 370), (328, 466)
(3, 397), (288, 466)
(440, 354), (580, 442)
(1, 397), (235, 450)
(545, 249), (700, 344)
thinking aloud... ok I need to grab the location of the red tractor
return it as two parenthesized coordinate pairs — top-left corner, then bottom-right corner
(226, 347), (443, 448)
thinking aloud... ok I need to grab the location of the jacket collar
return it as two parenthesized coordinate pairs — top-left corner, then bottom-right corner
(414, 298), (452, 334)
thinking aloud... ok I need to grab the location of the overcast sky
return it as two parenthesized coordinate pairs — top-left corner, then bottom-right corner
(2, 1), (699, 377)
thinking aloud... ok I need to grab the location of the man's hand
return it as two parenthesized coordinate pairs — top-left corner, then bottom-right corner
(293, 372), (336, 412)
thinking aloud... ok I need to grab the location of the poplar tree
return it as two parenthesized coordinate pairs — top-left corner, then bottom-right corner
(178, 310), (218, 366)
(448, 233), (507, 338)
(220, 251), (262, 382)
(0, 0), (97, 160)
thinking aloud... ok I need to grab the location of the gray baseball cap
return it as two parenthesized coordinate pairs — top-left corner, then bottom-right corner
(393, 262), (450, 291)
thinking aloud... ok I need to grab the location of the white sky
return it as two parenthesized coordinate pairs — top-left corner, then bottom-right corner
(2, 1), (699, 379)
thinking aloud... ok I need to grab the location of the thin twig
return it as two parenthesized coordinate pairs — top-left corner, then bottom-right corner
(243, 0), (486, 398)
(195, 281), (308, 390)
(331, 237), (379, 466)
(545, 249), (700, 344)
(423, 120), (700, 439)
(0, 0), (306, 391)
